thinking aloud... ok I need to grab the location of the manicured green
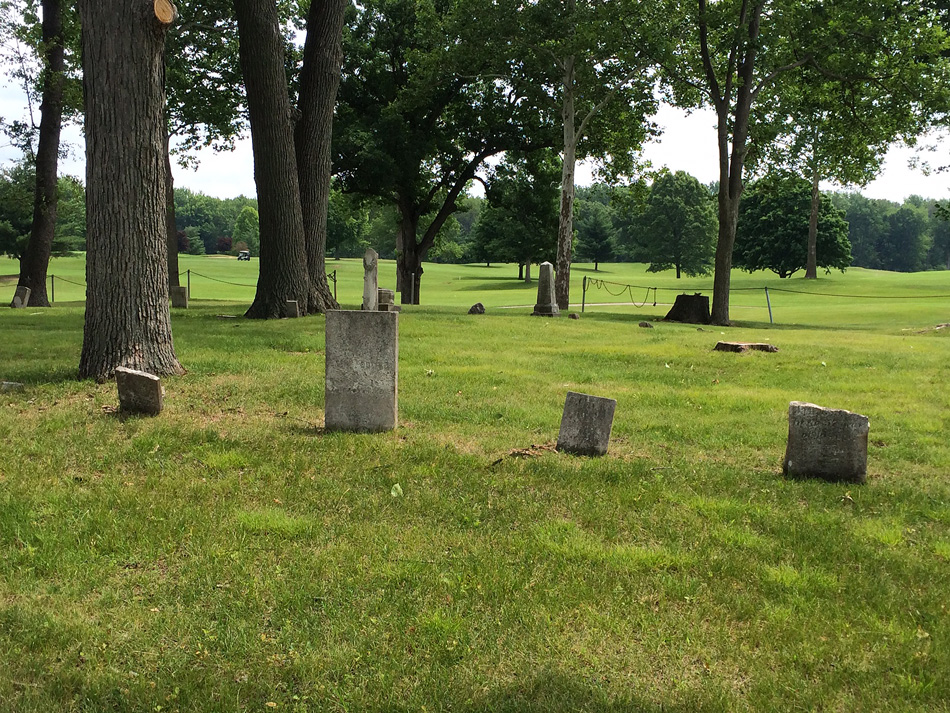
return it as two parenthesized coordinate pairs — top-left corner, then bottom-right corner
(1, 256), (948, 712)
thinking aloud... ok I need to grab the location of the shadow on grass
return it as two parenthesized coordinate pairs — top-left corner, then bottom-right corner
(382, 673), (729, 713)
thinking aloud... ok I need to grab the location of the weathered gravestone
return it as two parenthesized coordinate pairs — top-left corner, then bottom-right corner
(531, 262), (560, 317)
(783, 401), (869, 484)
(362, 248), (379, 311)
(1, 381), (25, 392)
(169, 286), (189, 309)
(284, 300), (301, 318)
(556, 391), (617, 457)
(325, 310), (398, 432)
(11, 286), (30, 309)
(377, 288), (400, 312)
(468, 302), (485, 315)
(115, 366), (163, 416)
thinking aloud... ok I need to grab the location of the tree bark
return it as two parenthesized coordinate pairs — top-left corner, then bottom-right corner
(295, 0), (345, 313)
(705, 0), (763, 326)
(16, 0), (65, 308)
(234, 0), (310, 319)
(805, 161), (820, 279)
(165, 132), (180, 288)
(396, 210), (421, 304)
(555, 55), (576, 312)
(78, 0), (183, 380)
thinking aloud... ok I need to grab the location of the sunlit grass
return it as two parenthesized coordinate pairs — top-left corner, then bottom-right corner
(0, 257), (948, 711)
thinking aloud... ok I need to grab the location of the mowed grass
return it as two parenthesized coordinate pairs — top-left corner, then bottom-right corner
(0, 255), (949, 712)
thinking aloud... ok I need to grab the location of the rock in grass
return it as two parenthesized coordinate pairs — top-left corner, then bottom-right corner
(639, 321), (654, 329)
(783, 401), (869, 484)
(468, 302), (485, 315)
(1, 381), (25, 392)
(115, 367), (163, 416)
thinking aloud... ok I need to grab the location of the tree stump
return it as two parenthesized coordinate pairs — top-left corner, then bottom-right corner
(714, 341), (779, 353)
(664, 293), (710, 324)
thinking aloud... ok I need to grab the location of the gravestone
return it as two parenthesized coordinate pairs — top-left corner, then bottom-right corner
(284, 300), (300, 318)
(556, 391), (617, 457)
(377, 288), (400, 312)
(325, 310), (398, 432)
(11, 286), (30, 309)
(169, 286), (189, 309)
(362, 248), (379, 311)
(531, 261), (560, 317)
(1, 381), (25, 392)
(115, 367), (163, 416)
(468, 302), (485, 315)
(783, 401), (869, 484)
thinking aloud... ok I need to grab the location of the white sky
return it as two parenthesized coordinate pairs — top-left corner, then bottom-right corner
(2, 89), (949, 204)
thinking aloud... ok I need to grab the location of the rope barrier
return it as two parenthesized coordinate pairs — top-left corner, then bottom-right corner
(50, 275), (86, 287)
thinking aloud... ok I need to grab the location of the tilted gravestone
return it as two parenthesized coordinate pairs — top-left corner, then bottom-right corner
(169, 286), (189, 309)
(532, 261), (560, 317)
(556, 391), (617, 457)
(362, 248), (379, 311)
(11, 286), (30, 309)
(325, 310), (398, 432)
(783, 401), (869, 484)
(115, 366), (163, 416)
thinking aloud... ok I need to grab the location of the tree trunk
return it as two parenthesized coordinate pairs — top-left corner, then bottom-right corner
(711, 190), (740, 325)
(16, 0), (65, 308)
(555, 55), (576, 312)
(396, 212), (421, 304)
(77, 0), (183, 380)
(524, 260), (532, 283)
(805, 163), (820, 279)
(234, 0), (310, 319)
(518, 262), (524, 280)
(165, 132), (180, 288)
(295, 0), (345, 314)
(676, 263), (681, 279)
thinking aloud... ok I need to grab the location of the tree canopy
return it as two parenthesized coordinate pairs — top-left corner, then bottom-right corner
(736, 175), (850, 279)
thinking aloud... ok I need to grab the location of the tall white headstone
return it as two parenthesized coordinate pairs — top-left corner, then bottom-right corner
(362, 248), (379, 311)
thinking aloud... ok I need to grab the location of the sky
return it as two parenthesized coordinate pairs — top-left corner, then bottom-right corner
(2, 88), (950, 204)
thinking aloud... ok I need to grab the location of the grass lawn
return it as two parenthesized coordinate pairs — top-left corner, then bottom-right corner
(1, 255), (949, 711)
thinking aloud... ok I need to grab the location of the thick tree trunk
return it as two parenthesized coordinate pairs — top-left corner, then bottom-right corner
(234, 0), (310, 319)
(805, 164), (820, 279)
(16, 0), (65, 308)
(295, 0), (345, 314)
(396, 212), (421, 305)
(524, 261), (531, 283)
(555, 56), (576, 312)
(165, 133), (180, 288)
(711, 191), (740, 325)
(78, 0), (183, 380)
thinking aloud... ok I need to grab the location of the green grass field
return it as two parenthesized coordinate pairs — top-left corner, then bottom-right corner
(1, 255), (949, 711)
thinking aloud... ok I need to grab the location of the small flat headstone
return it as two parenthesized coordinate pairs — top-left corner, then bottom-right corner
(714, 341), (778, 353)
(11, 286), (30, 309)
(468, 302), (485, 315)
(169, 286), (189, 309)
(531, 262), (560, 317)
(783, 401), (869, 484)
(639, 321), (654, 329)
(115, 367), (163, 416)
(1, 381), (25, 392)
(568, 313), (580, 320)
(284, 300), (300, 318)
(556, 391), (617, 457)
